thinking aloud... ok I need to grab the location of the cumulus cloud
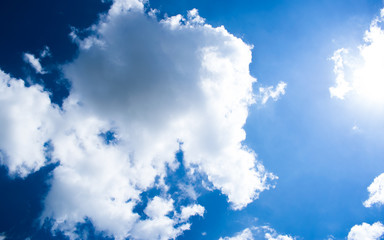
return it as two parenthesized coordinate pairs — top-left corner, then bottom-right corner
(61, 2), (276, 212)
(0, 70), (58, 176)
(258, 82), (287, 104)
(23, 53), (46, 74)
(330, 9), (384, 103)
(364, 173), (384, 207)
(220, 226), (295, 240)
(347, 222), (384, 240)
(0, 0), (281, 238)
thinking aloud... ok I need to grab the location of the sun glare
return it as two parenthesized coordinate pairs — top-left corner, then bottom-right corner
(353, 62), (384, 104)
(332, 21), (384, 105)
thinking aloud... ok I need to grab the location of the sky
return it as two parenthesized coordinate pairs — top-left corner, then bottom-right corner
(0, 0), (384, 240)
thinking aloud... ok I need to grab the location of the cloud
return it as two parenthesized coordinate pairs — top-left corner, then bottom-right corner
(363, 173), (384, 207)
(329, 48), (352, 99)
(0, 70), (58, 177)
(0, 0), (280, 238)
(330, 9), (384, 103)
(219, 228), (254, 240)
(179, 204), (205, 221)
(130, 197), (203, 240)
(219, 226), (295, 240)
(40, 46), (51, 58)
(347, 222), (384, 240)
(61, 2), (276, 212)
(258, 82), (287, 104)
(23, 53), (46, 74)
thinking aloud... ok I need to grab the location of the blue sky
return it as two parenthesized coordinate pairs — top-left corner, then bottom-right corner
(1, 0), (384, 240)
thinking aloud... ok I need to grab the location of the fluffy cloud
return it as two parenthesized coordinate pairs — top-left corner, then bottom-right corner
(347, 222), (384, 240)
(0, 0), (280, 238)
(330, 9), (384, 103)
(23, 53), (46, 74)
(0, 70), (58, 176)
(364, 173), (384, 207)
(62, 1), (276, 213)
(220, 226), (295, 240)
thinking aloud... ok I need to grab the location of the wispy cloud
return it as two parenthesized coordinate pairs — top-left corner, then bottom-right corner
(23, 53), (46, 74)
(258, 81), (287, 104)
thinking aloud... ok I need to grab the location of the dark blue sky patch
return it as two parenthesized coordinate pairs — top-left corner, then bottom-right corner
(0, 163), (56, 240)
(99, 130), (118, 145)
(0, 0), (110, 75)
(0, 0), (110, 106)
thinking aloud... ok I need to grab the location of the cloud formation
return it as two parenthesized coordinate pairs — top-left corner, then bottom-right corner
(0, 70), (58, 176)
(364, 173), (384, 207)
(0, 0), (281, 238)
(330, 8), (384, 103)
(348, 222), (384, 240)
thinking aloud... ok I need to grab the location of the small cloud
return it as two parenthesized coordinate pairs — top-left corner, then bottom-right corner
(219, 226), (296, 240)
(352, 125), (359, 131)
(40, 46), (51, 58)
(329, 48), (352, 99)
(219, 228), (254, 240)
(325, 235), (335, 240)
(23, 53), (46, 74)
(258, 81), (287, 104)
(147, 8), (159, 18)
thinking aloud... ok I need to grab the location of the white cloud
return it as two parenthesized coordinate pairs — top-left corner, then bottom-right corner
(330, 9), (384, 103)
(363, 173), (384, 207)
(0, 70), (58, 177)
(108, 0), (145, 16)
(260, 226), (295, 240)
(329, 48), (352, 99)
(23, 53), (46, 74)
(258, 82), (287, 104)
(220, 226), (295, 240)
(130, 197), (203, 240)
(219, 228), (254, 240)
(347, 222), (384, 240)
(61, 0), (276, 212)
(0, 0), (278, 238)
(179, 204), (205, 221)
